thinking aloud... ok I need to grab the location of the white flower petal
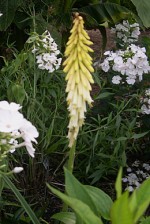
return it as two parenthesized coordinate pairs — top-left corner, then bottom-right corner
(13, 167), (24, 173)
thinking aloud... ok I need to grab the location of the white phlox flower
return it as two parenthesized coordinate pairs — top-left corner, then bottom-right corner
(0, 101), (22, 111)
(122, 160), (150, 192)
(99, 44), (150, 85)
(0, 101), (39, 173)
(29, 30), (62, 73)
(111, 20), (140, 47)
(112, 75), (122, 84)
(20, 119), (39, 143)
(0, 109), (24, 133)
(141, 89), (150, 114)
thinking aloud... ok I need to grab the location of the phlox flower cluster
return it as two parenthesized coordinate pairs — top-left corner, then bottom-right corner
(0, 101), (38, 173)
(111, 20), (140, 47)
(28, 30), (62, 73)
(122, 160), (150, 192)
(141, 88), (150, 114)
(100, 44), (150, 85)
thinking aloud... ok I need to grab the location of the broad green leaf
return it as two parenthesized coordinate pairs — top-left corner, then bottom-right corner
(111, 192), (133, 224)
(65, 169), (113, 220)
(129, 178), (150, 223)
(2, 175), (40, 224)
(79, 3), (131, 27)
(64, 168), (98, 215)
(52, 212), (76, 224)
(84, 185), (113, 220)
(115, 167), (122, 199)
(47, 185), (103, 224)
(131, 0), (150, 28)
(0, 0), (23, 31)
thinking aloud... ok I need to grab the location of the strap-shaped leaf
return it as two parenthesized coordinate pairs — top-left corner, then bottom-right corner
(129, 178), (150, 223)
(65, 168), (112, 220)
(52, 212), (76, 224)
(115, 167), (122, 199)
(64, 168), (98, 215)
(84, 185), (113, 220)
(47, 184), (103, 224)
(111, 191), (133, 224)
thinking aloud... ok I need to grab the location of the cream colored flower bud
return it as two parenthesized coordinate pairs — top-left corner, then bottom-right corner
(63, 13), (94, 147)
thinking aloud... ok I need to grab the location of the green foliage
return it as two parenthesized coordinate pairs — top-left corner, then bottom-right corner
(141, 36), (150, 60)
(140, 217), (150, 224)
(47, 170), (150, 224)
(79, 3), (131, 27)
(52, 212), (76, 224)
(2, 175), (40, 224)
(47, 168), (112, 223)
(75, 90), (143, 183)
(130, 0), (150, 28)
(64, 168), (113, 219)
(48, 168), (150, 224)
(0, 0), (23, 31)
(115, 167), (122, 199)
(120, 0), (136, 14)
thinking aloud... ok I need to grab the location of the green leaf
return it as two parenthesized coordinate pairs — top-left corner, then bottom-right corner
(131, 0), (150, 27)
(129, 178), (150, 223)
(7, 84), (26, 105)
(115, 167), (122, 199)
(131, 132), (148, 139)
(111, 192), (133, 224)
(79, 3), (131, 27)
(84, 185), (113, 220)
(95, 92), (114, 100)
(2, 175), (40, 224)
(140, 217), (150, 224)
(0, 0), (23, 31)
(64, 168), (98, 215)
(107, 0), (120, 3)
(116, 136), (128, 141)
(47, 184), (103, 224)
(64, 169), (113, 220)
(98, 26), (107, 51)
(52, 212), (76, 224)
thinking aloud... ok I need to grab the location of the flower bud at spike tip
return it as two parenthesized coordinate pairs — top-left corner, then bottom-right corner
(63, 13), (94, 148)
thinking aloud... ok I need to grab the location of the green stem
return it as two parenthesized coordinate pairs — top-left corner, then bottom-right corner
(62, 141), (76, 213)
(67, 141), (76, 173)
(33, 51), (36, 99)
(32, 6), (36, 99)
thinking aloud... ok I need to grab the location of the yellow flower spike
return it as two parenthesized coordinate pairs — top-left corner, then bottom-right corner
(63, 13), (94, 148)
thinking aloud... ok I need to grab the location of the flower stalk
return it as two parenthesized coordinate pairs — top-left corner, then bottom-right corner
(62, 13), (94, 213)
